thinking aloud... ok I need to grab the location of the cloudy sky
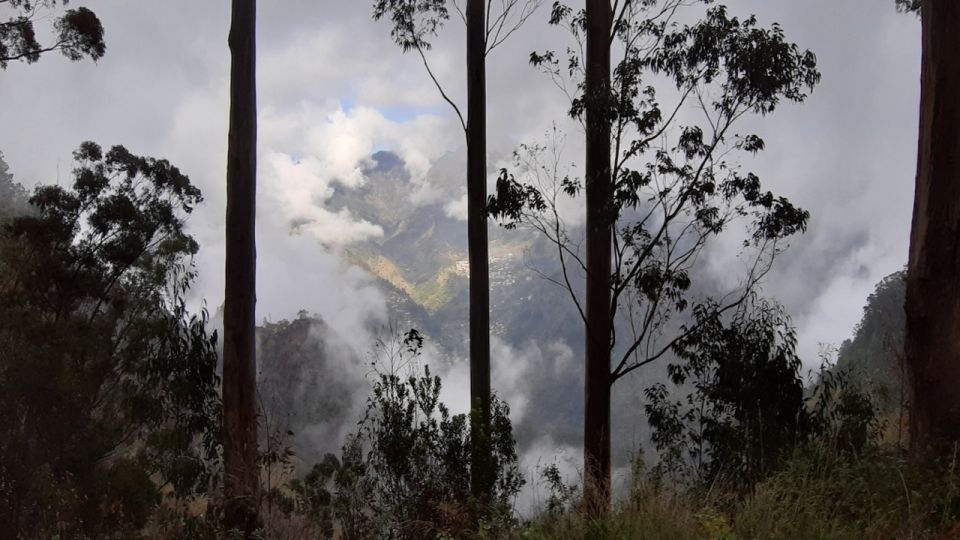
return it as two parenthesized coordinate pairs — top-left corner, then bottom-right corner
(0, 0), (920, 367)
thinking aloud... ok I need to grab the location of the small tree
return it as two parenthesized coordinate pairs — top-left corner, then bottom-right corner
(489, 1), (819, 509)
(289, 330), (524, 539)
(0, 0), (105, 69)
(644, 297), (809, 490)
(645, 299), (883, 497)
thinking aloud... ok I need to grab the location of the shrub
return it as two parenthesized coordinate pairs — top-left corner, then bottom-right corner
(281, 330), (524, 539)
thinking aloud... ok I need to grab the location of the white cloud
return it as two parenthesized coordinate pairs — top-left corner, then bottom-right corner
(262, 151), (383, 245)
(443, 193), (469, 221)
(258, 101), (459, 246)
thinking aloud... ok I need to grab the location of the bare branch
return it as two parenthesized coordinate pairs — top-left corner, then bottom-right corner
(452, 0), (467, 24)
(414, 44), (467, 132)
(486, 0), (543, 55)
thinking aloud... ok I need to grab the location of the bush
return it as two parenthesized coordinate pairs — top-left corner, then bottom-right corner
(276, 330), (524, 539)
(645, 298), (812, 490)
(644, 297), (885, 494)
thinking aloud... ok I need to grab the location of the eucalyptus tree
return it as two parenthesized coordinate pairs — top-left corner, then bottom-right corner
(372, 0), (541, 500)
(0, 0), (104, 68)
(223, 0), (259, 534)
(905, 0), (960, 454)
(490, 0), (818, 511)
(896, 0), (921, 13)
(0, 143), (220, 536)
(582, 0), (613, 514)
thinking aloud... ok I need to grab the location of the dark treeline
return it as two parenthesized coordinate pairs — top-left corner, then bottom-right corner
(1, 1), (959, 539)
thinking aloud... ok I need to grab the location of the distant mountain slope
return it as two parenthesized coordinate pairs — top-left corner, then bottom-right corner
(0, 154), (31, 222)
(257, 314), (368, 466)
(329, 151), (583, 358)
(324, 150), (589, 452)
(834, 270), (906, 411)
(260, 150), (913, 473)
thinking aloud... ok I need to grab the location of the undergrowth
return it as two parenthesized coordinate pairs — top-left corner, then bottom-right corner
(511, 444), (960, 540)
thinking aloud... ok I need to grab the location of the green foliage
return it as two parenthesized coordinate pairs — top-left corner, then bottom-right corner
(896, 0), (921, 14)
(834, 270), (907, 414)
(511, 447), (960, 540)
(0, 0), (105, 68)
(644, 296), (885, 494)
(0, 152), (31, 222)
(512, 470), (706, 540)
(808, 363), (884, 454)
(276, 330), (524, 539)
(372, 0), (450, 52)
(645, 298), (809, 489)
(359, 330), (523, 534)
(735, 446), (960, 539)
(0, 142), (220, 537)
(287, 437), (375, 539)
(538, 462), (578, 517)
(490, 1), (818, 382)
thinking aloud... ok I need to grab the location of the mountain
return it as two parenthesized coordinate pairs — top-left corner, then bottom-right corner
(0, 154), (31, 222)
(328, 150), (583, 359)
(322, 151), (589, 453)
(834, 270), (907, 412)
(277, 150), (922, 469)
(257, 314), (368, 467)
(257, 151), (913, 476)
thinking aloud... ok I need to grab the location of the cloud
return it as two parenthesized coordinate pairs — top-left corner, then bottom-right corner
(262, 151), (384, 245)
(429, 337), (583, 514)
(258, 101), (460, 245)
(443, 193), (469, 221)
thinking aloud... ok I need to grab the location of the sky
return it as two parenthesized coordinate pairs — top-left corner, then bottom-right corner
(0, 0), (920, 368)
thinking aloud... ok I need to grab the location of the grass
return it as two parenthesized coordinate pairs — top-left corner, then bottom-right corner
(507, 445), (960, 540)
(139, 443), (960, 539)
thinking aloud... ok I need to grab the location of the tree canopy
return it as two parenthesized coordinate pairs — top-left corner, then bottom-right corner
(0, 143), (220, 536)
(0, 0), (105, 68)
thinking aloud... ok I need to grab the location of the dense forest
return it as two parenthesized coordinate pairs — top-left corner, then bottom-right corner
(1, 0), (958, 538)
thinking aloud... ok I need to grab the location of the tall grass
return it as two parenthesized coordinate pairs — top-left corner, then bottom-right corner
(509, 445), (960, 540)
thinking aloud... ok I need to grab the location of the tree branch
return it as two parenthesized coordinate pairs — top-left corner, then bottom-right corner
(414, 44), (467, 132)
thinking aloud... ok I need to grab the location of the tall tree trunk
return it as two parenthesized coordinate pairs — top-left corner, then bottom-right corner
(223, 0), (259, 534)
(583, 0), (613, 515)
(906, 0), (960, 455)
(466, 0), (493, 501)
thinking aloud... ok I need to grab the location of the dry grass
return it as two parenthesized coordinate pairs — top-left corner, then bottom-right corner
(510, 446), (960, 540)
(137, 444), (960, 539)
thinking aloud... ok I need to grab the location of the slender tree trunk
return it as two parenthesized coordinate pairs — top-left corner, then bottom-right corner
(906, 0), (960, 455)
(583, 0), (613, 515)
(223, 0), (259, 534)
(466, 0), (493, 501)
